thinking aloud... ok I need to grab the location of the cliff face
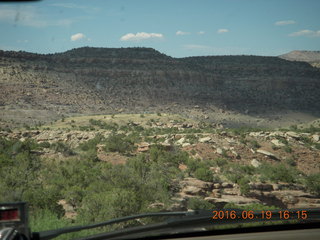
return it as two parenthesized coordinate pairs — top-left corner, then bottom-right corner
(1, 47), (320, 120)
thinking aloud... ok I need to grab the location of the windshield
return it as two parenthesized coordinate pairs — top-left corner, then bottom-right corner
(0, 0), (320, 239)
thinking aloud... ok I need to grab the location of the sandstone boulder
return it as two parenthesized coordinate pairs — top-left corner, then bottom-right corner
(180, 178), (214, 190)
(137, 142), (150, 152)
(312, 134), (319, 142)
(286, 131), (300, 139)
(176, 137), (185, 145)
(271, 139), (285, 147)
(251, 159), (261, 168)
(199, 136), (212, 143)
(182, 142), (191, 147)
(257, 149), (279, 160)
(216, 147), (223, 155)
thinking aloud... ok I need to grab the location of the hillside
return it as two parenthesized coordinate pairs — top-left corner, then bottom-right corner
(1, 47), (320, 128)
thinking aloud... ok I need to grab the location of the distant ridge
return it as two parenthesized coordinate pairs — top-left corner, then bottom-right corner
(1, 47), (320, 126)
(279, 50), (320, 63)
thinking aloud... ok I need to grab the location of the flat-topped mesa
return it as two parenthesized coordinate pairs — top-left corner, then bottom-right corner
(58, 47), (172, 60)
(1, 47), (320, 119)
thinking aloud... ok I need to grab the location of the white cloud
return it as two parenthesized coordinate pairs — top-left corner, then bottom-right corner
(71, 33), (86, 41)
(197, 31), (205, 35)
(176, 30), (190, 35)
(275, 20), (296, 26)
(217, 29), (229, 34)
(289, 29), (320, 37)
(120, 32), (164, 41)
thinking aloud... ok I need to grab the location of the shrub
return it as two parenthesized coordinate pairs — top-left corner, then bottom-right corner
(285, 157), (296, 166)
(213, 158), (228, 167)
(303, 125), (320, 134)
(289, 125), (298, 131)
(39, 141), (51, 148)
(50, 142), (75, 156)
(79, 125), (95, 131)
(259, 163), (299, 183)
(185, 158), (208, 174)
(78, 134), (104, 152)
(225, 163), (256, 183)
(314, 143), (320, 150)
(240, 135), (247, 144)
(149, 145), (190, 167)
(185, 134), (198, 144)
(30, 209), (71, 233)
(283, 145), (292, 153)
(221, 149), (228, 158)
(88, 119), (118, 131)
(103, 134), (135, 154)
(250, 140), (261, 149)
(238, 177), (250, 196)
(187, 197), (215, 210)
(305, 173), (320, 196)
(190, 149), (196, 155)
(194, 167), (214, 182)
(276, 137), (288, 145)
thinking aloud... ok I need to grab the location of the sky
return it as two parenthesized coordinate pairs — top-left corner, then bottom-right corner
(0, 0), (319, 57)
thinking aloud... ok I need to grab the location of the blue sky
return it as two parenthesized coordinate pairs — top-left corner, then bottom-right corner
(0, 0), (319, 57)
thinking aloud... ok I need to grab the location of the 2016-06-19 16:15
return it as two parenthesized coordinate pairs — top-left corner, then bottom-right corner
(212, 210), (308, 220)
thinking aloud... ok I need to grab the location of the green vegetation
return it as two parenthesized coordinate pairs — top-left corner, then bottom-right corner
(103, 133), (136, 155)
(194, 167), (215, 182)
(285, 157), (296, 167)
(276, 137), (288, 145)
(258, 163), (301, 184)
(305, 173), (320, 196)
(238, 177), (250, 196)
(249, 140), (261, 149)
(283, 145), (292, 153)
(287, 124), (320, 134)
(213, 158), (228, 167)
(50, 142), (75, 156)
(187, 197), (215, 210)
(225, 163), (256, 183)
(185, 134), (198, 144)
(230, 127), (267, 135)
(1, 114), (319, 239)
(79, 125), (95, 131)
(88, 119), (119, 131)
(0, 137), (192, 239)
